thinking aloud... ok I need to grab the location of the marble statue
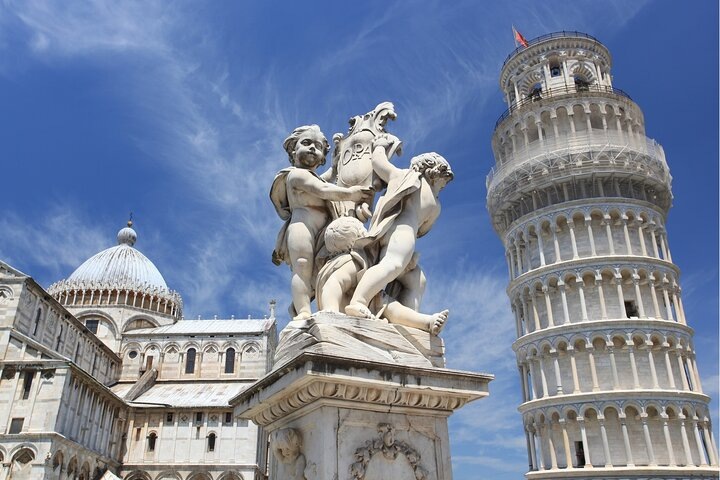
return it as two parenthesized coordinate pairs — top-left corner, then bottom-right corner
(316, 217), (448, 334)
(270, 125), (373, 320)
(270, 106), (452, 335)
(344, 135), (453, 320)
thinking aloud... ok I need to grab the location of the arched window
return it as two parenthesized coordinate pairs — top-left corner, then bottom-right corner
(549, 57), (561, 77)
(33, 308), (42, 335)
(207, 433), (216, 452)
(185, 348), (196, 374)
(574, 74), (590, 92)
(529, 82), (542, 100)
(147, 432), (157, 452)
(224, 348), (235, 374)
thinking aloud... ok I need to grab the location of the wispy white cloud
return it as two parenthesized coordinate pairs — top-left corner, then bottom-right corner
(1, 1), (294, 314)
(0, 207), (108, 286)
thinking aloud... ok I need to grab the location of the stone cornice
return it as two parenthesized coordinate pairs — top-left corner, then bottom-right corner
(512, 318), (694, 351)
(232, 353), (492, 426)
(518, 389), (711, 415)
(504, 198), (667, 240)
(507, 255), (680, 292)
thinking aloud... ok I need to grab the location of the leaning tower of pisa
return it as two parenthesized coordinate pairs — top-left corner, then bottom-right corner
(486, 32), (718, 478)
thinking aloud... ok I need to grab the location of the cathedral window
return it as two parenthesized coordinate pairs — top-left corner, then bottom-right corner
(185, 348), (197, 374)
(224, 348), (236, 374)
(8, 418), (24, 434)
(166, 413), (174, 423)
(224, 412), (233, 425)
(128, 350), (138, 359)
(195, 412), (203, 423)
(207, 433), (216, 452)
(85, 319), (99, 334)
(21, 371), (34, 399)
(147, 432), (157, 452)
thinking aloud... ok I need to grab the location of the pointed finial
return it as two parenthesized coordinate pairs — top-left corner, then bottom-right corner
(128, 212), (134, 228)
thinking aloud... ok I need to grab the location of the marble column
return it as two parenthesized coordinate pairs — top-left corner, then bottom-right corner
(578, 418), (593, 468)
(661, 415), (676, 466)
(598, 419), (612, 467)
(620, 417), (635, 467)
(640, 414), (657, 466)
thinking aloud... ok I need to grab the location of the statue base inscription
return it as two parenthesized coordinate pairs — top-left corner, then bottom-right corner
(232, 312), (493, 480)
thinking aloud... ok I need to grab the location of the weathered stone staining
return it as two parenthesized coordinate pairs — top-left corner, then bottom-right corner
(488, 31), (718, 478)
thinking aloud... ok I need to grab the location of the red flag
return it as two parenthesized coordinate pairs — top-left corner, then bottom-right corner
(513, 26), (529, 48)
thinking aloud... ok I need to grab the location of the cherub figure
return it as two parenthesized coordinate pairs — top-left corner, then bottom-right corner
(271, 428), (307, 480)
(317, 216), (448, 334)
(345, 135), (453, 321)
(270, 125), (373, 320)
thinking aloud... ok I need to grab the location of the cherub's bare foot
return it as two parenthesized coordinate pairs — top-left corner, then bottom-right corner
(345, 303), (376, 319)
(430, 309), (449, 335)
(293, 311), (313, 321)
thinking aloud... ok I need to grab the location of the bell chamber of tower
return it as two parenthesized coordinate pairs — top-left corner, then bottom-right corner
(486, 32), (717, 478)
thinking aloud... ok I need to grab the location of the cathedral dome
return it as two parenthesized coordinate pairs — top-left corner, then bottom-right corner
(48, 221), (183, 319)
(67, 223), (168, 290)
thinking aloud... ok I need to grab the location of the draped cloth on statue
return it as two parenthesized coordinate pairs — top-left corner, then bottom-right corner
(354, 168), (433, 259)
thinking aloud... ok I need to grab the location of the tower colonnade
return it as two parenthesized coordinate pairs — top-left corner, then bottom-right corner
(487, 32), (717, 478)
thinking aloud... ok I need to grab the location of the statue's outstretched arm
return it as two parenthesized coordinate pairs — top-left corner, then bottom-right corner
(371, 135), (402, 183)
(294, 170), (372, 202)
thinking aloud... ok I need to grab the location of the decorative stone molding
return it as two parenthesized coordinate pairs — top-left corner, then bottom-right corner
(512, 318), (693, 352)
(505, 200), (666, 241)
(350, 424), (429, 480)
(233, 351), (491, 427)
(0, 285), (13, 305)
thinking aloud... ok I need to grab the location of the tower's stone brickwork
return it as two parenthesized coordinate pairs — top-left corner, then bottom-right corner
(487, 31), (718, 478)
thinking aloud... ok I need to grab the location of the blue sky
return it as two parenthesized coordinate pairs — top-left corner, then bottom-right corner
(0, 1), (717, 478)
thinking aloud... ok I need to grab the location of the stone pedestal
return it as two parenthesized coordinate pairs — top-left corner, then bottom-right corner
(232, 313), (493, 480)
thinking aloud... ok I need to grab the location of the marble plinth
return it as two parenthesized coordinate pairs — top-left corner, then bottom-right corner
(232, 313), (493, 480)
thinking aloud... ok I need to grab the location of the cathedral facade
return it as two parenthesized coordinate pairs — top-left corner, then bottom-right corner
(0, 223), (275, 480)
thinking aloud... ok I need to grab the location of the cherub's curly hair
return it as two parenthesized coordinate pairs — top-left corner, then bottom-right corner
(324, 216), (367, 254)
(283, 124), (330, 166)
(409, 152), (454, 181)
